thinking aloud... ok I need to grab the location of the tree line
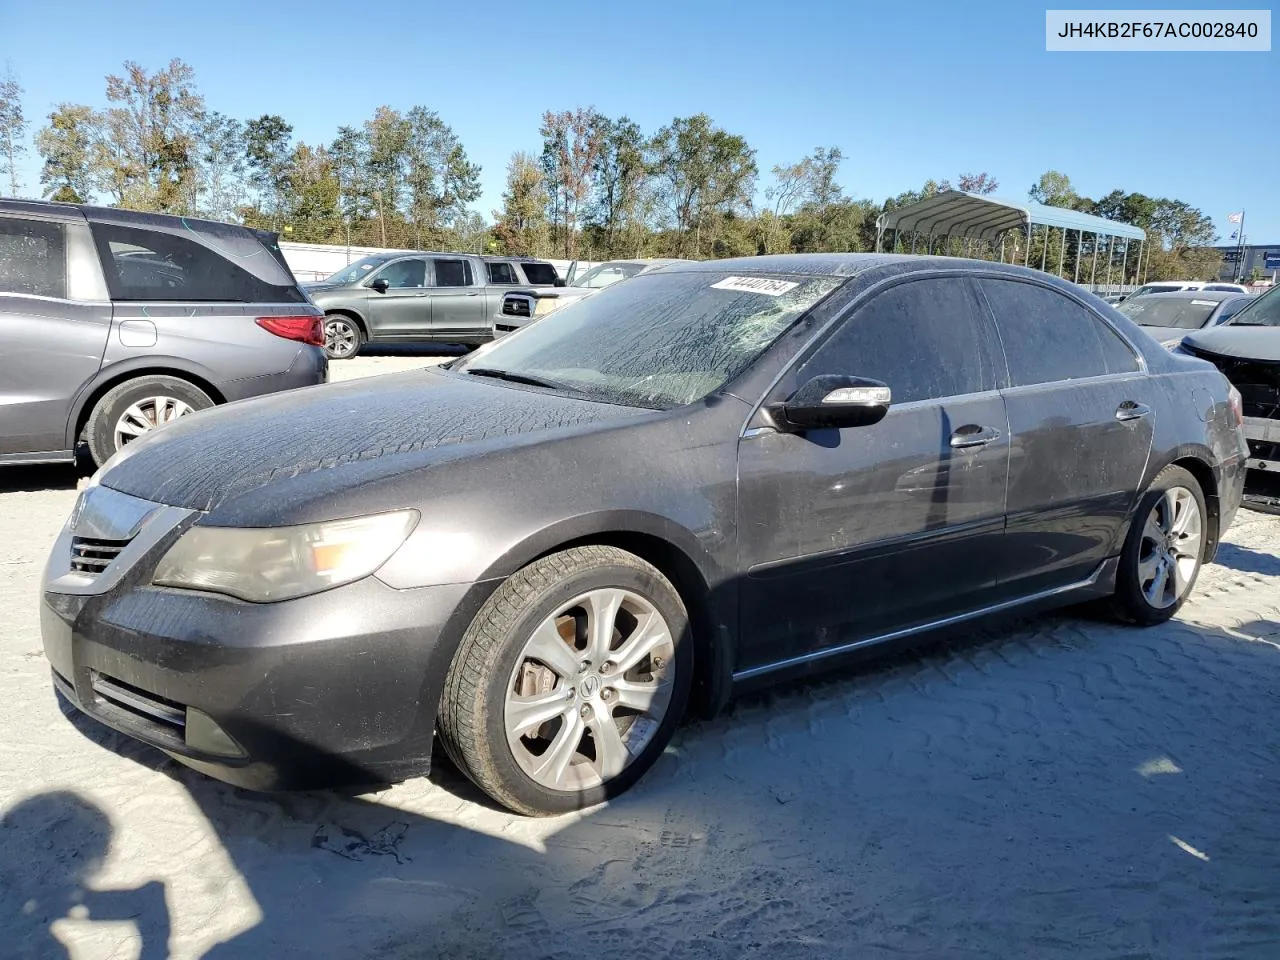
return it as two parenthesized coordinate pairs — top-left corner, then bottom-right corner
(0, 60), (1228, 282)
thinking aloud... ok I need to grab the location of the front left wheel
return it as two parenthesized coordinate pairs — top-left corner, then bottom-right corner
(438, 546), (692, 816)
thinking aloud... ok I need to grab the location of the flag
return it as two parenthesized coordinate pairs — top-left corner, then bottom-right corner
(1228, 212), (1243, 223)
(1230, 231), (1238, 240)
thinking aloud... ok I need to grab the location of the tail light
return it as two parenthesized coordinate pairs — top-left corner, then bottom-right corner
(256, 315), (324, 347)
(1228, 384), (1244, 427)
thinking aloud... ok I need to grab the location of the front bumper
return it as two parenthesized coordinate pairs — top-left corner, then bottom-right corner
(40, 491), (482, 790)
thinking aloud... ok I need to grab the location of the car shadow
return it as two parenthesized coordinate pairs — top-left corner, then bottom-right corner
(0, 457), (92, 494)
(1210, 541), (1280, 577)
(352, 343), (471, 359)
(13, 608), (1280, 958)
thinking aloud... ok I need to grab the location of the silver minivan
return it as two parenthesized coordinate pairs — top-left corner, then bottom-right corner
(0, 200), (326, 468)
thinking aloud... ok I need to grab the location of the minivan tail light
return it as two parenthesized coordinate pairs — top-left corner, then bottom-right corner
(256, 315), (324, 346)
(1227, 384), (1244, 427)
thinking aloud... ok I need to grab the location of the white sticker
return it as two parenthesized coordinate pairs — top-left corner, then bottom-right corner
(710, 276), (799, 297)
(1190, 299), (1217, 306)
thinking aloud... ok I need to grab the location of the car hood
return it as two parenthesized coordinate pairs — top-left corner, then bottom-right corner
(99, 367), (649, 514)
(1182, 326), (1280, 362)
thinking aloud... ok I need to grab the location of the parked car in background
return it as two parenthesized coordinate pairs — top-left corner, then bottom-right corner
(43, 254), (1245, 816)
(1178, 284), (1280, 512)
(306, 253), (560, 359)
(1115, 290), (1255, 348)
(495, 258), (691, 336)
(1121, 280), (1249, 302)
(0, 200), (326, 468)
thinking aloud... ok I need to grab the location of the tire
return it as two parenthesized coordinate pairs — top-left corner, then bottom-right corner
(438, 546), (693, 816)
(1109, 465), (1207, 625)
(85, 375), (214, 467)
(323, 314), (364, 359)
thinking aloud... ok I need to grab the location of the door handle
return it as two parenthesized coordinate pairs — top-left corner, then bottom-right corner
(950, 425), (1002, 449)
(1115, 401), (1151, 421)
(414, 292), (427, 297)
(466, 292), (479, 297)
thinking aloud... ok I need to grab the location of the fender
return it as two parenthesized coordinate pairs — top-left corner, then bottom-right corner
(1116, 442), (1221, 560)
(64, 354), (228, 449)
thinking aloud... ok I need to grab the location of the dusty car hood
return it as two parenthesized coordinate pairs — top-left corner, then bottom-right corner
(99, 367), (647, 512)
(1182, 327), (1280, 362)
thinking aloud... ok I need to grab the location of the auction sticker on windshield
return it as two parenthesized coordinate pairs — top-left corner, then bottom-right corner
(711, 276), (799, 296)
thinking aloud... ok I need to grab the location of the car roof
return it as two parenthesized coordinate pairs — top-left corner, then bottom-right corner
(650, 252), (1086, 286)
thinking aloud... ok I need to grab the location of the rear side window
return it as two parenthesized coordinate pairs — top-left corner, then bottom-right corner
(520, 262), (558, 285)
(90, 222), (304, 302)
(980, 279), (1138, 386)
(486, 262), (517, 284)
(433, 259), (472, 287)
(0, 218), (67, 299)
(800, 277), (1002, 404)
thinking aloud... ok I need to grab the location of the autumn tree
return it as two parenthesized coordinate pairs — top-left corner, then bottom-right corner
(539, 108), (603, 258)
(956, 171), (999, 195)
(192, 111), (245, 220)
(35, 104), (97, 203)
(0, 72), (27, 197)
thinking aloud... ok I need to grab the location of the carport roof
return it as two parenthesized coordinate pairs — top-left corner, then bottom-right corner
(876, 191), (1146, 243)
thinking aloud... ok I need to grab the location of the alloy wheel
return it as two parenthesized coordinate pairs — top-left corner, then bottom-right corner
(113, 396), (194, 450)
(1137, 486), (1203, 609)
(504, 588), (676, 792)
(325, 318), (358, 358)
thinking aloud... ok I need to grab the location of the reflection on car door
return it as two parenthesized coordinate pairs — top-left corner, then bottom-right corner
(0, 217), (109, 458)
(427, 258), (489, 340)
(735, 276), (1011, 674)
(365, 257), (429, 338)
(977, 278), (1154, 595)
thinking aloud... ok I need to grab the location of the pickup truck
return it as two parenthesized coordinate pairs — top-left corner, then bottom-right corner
(305, 252), (561, 358)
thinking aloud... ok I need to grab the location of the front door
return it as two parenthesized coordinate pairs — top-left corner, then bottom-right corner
(427, 258), (489, 341)
(365, 257), (429, 338)
(0, 216), (109, 458)
(735, 276), (1010, 674)
(976, 277), (1154, 594)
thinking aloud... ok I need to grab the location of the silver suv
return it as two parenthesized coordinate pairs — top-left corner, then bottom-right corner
(305, 253), (561, 358)
(0, 200), (326, 468)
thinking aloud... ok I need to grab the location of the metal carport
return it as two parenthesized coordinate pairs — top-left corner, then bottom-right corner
(875, 191), (1148, 290)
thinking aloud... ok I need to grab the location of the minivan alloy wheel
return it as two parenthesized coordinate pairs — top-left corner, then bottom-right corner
(504, 587), (677, 792)
(1137, 486), (1203, 608)
(113, 396), (194, 449)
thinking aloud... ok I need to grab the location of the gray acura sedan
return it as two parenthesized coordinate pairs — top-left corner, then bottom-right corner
(42, 255), (1247, 816)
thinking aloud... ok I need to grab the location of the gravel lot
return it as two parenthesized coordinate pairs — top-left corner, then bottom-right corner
(2, 353), (1278, 959)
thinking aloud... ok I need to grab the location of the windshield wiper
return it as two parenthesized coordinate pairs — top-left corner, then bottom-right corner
(465, 367), (565, 390)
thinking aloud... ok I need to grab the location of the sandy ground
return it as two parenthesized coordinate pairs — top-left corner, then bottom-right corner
(1, 353), (1278, 959)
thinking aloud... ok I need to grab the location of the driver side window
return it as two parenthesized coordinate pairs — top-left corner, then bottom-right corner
(799, 277), (1002, 404)
(377, 259), (426, 289)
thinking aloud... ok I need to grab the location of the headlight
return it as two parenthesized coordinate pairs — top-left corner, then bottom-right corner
(153, 510), (419, 602)
(534, 297), (564, 316)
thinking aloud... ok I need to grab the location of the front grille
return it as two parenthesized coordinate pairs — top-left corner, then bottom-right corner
(90, 671), (186, 732)
(1182, 344), (1280, 419)
(502, 299), (531, 318)
(70, 535), (130, 575)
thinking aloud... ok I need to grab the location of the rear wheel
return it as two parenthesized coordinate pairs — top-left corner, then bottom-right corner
(323, 314), (364, 359)
(85, 375), (213, 467)
(1109, 465), (1207, 625)
(438, 546), (692, 816)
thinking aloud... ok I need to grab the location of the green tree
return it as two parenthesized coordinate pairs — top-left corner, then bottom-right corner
(493, 151), (550, 257)
(588, 115), (648, 257)
(1029, 170), (1076, 207)
(402, 106), (481, 247)
(35, 104), (97, 203)
(649, 114), (757, 257)
(0, 71), (28, 197)
(192, 111), (245, 220)
(364, 106), (411, 244)
(244, 114), (293, 228)
(329, 125), (371, 229)
(101, 59), (204, 212)
(539, 108), (603, 257)
(284, 143), (341, 242)
(767, 147), (845, 253)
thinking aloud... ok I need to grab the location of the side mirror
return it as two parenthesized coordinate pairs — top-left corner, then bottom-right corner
(768, 375), (891, 432)
(369, 278), (390, 294)
(554, 277), (567, 287)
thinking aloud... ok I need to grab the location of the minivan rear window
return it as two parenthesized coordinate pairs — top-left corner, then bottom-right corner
(89, 222), (305, 303)
(521, 263), (558, 285)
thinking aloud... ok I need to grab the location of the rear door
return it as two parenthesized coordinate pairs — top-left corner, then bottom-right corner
(0, 215), (109, 458)
(426, 258), (488, 340)
(365, 257), (429, 338)
(977, 277), (1153, 594)
(735, 276), (1010, 671)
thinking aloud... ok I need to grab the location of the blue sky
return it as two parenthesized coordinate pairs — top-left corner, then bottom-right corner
(3, 0), (1275, 242)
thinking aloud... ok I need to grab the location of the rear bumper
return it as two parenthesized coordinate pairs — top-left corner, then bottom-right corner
(218, 346), (327, 403)
(41, 573), (474, 790)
